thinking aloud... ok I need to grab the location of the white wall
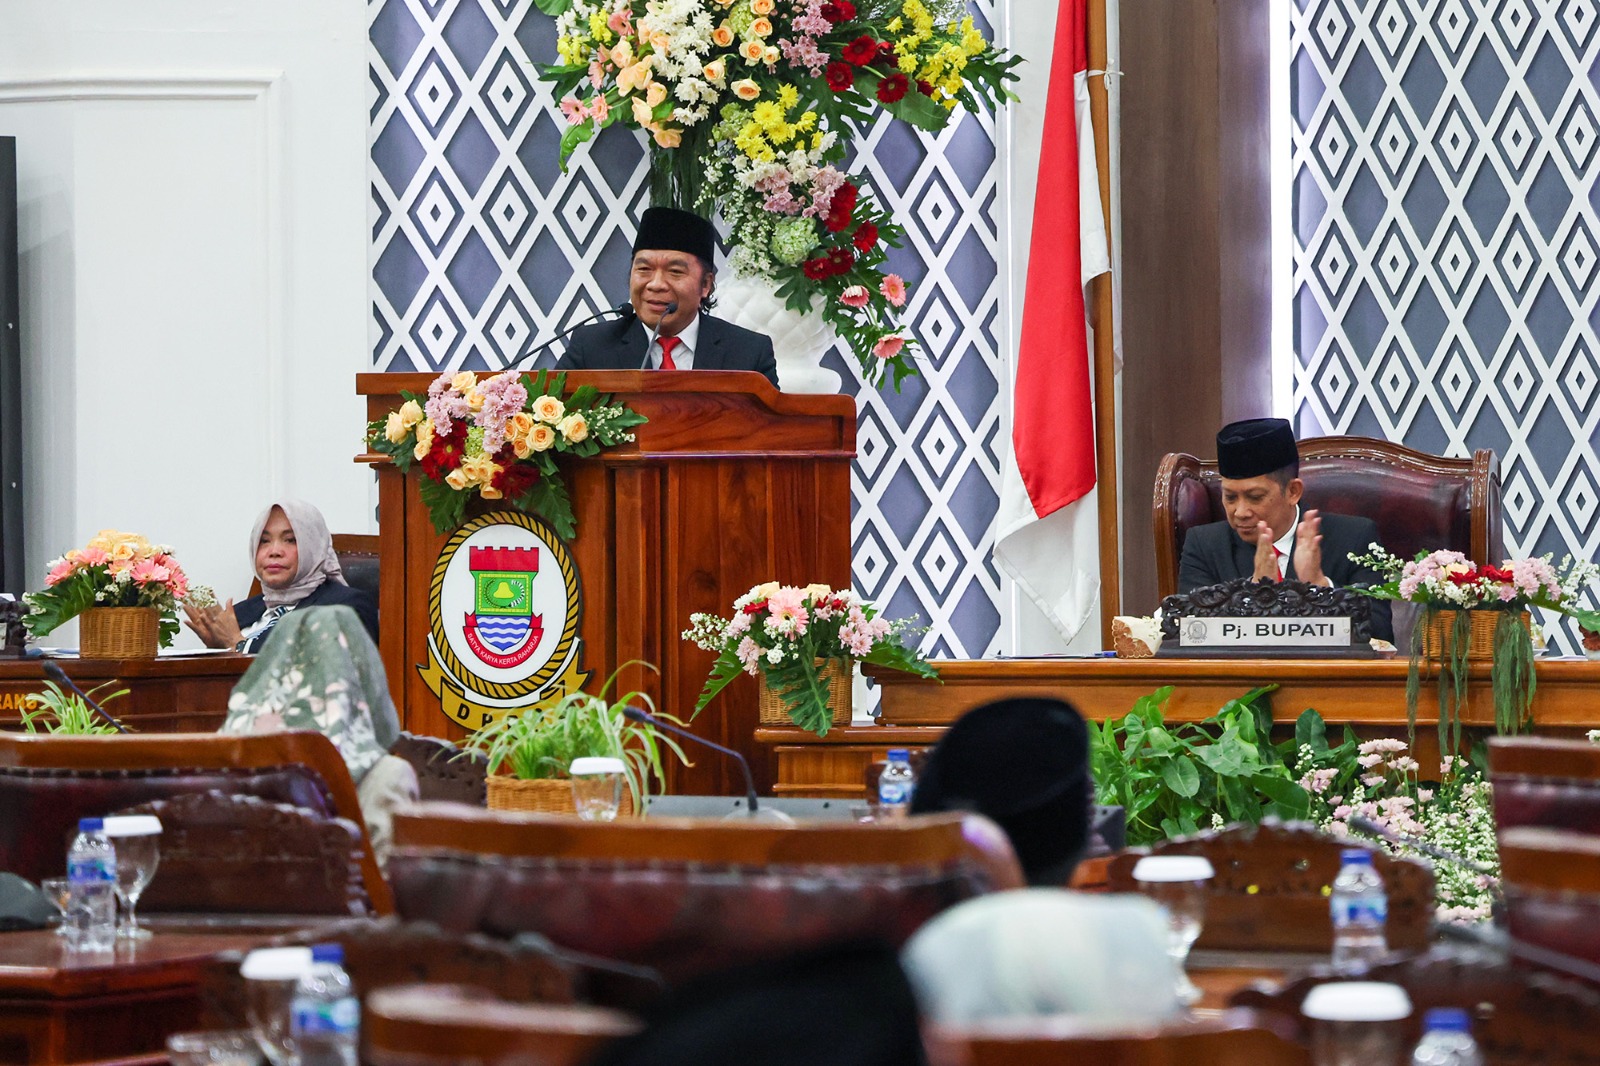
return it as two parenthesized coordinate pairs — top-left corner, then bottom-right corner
(0, 0), (368, 644)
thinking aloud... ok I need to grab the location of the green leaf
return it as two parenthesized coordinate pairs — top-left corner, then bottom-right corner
(533, 0), (572, 16)
(1255, 775), (1312, 820)
(1295, 707), (1329, 752)
(1162, 757), (1200, 797)
(1194, 740), (1249, 777)
(558, 121), (597, 169)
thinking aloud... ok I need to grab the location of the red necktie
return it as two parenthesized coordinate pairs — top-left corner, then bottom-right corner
(1272, 545), (1284, 581)
(658, 335), (680, 370)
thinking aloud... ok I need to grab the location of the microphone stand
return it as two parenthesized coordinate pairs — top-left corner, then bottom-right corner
(622, 706), (768, 817)
(41, 662), (128, 733)
(638, 302), (679, 370)
(505, 303), (632, 370)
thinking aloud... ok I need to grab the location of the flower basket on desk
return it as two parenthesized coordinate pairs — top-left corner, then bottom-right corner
(79, 607), (160, 660)
(757, 658), (852, 728)
(486, 775), (636, 817)
(1418, 609), (1529, 662)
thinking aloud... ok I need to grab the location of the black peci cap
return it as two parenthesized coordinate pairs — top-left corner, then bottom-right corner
(1216, 417), (1299, 479)
(633, 206), (717, 264)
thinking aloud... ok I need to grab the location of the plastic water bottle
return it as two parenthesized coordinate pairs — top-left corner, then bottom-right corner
(1411, 1008), (1483, 1066)
(65, 817), (117, 952)
(1330, 848), (1388, 970)
(879, 748), (916, 816)
(290, 943), (359, 1065)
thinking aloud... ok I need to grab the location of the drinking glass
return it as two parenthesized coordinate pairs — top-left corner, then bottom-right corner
(241, 946), (312, 1066)
(1301, 982), (1412, 1066)
(39, 877), (71, 937)
(569, 757), (626, 821)
(1131, 855), (1215, 1006)
(103, 815), (162, 940)
(165, 1029), (262, 1066)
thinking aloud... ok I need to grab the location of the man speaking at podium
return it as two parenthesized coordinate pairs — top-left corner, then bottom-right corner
(1178, 418), (1393, 641)
(557, 206), (780, 389)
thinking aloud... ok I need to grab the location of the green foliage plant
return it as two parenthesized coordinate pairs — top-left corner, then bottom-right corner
(463, 669), (690, 811)
(18, 681), (127, 735)
(1088, 685), (1311, 846)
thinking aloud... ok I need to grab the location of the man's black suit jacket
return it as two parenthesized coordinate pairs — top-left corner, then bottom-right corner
(1177, 512), (1393, 641)
(556, 313), (780, 389)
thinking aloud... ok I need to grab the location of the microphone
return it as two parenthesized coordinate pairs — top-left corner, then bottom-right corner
(622, 706), (762, 815)
(639, 302), (679, 370)
(41, 662), (128, 734)
(506, 302), (633, 369)
(1346, 814), (1497, 876)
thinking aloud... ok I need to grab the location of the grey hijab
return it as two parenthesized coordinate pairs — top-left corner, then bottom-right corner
(220, 606), (399, 782)
(251, 499), (347, 608)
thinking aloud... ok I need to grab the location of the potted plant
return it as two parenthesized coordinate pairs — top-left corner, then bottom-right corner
(1352, 547), (1600, 748)
(18, 681), (127, 735)
(23, 530), (193, 658)
(464, 680), (690, 815)
(683, 582), (936, 736)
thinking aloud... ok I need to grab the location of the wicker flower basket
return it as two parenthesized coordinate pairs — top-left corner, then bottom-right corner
(1419, 609), (1530, 662)
(79, 607), (160, 660)
(485, 775), (636, 817)
(757, 658), (852, 727)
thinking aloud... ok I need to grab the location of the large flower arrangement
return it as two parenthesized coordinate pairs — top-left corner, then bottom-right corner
(683, 581), (936, 735)
(1293, 729), (1497, 925)
(24, 530), (192, 647)
(367, 370), (646, 538)
(540, 0), (1020, 388)
(1353, 546), (1600, 746)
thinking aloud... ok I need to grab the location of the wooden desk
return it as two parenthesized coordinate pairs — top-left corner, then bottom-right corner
(0, 656), (250, 734)
(759, 658), (1600, 796)
(0, 930), (266, 1064)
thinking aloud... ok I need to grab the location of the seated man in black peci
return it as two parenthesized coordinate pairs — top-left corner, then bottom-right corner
(1178, 417), (1392, 641)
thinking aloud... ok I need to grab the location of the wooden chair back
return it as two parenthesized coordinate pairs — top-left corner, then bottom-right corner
(1105, 821), (1434, 953)
(1153, 436), (1502, 598)
(1497, 826), (1600, 972)
(364, 984), (638, 1066)
(0, 730), (392, 913)
(1232, 944), (1600, 1064)
(940, 1009), (1308, 1066)
(389, 732), (487, 806)
(1490, 737), (1600, 836)
(112, 791), (373, 916)
(388, 803), (1022, 985)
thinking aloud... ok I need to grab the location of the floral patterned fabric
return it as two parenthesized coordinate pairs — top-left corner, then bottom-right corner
(221, 606), (400, 783)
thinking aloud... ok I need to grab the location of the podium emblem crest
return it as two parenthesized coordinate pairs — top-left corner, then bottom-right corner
(419, 511), (589, 729)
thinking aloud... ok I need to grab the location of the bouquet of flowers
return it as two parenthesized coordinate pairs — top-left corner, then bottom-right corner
(367, 369), (646, 538)
(683, 581), (936, 735)
(1294, 734), (1498, 925)
(24, 530), (192, 647)
(540, 0), (1020, 388)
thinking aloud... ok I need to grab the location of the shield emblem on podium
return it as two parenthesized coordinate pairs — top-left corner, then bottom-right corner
(463, 547), (543, 668)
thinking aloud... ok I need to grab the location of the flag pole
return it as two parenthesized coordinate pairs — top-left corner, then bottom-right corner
(1087, 0), (1120, 644)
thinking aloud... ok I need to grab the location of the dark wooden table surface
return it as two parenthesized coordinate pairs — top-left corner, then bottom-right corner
(0, 654), (250, 734)
(0, 929), (267, 1064)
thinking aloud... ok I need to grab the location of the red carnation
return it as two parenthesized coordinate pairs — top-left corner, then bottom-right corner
(852, 222), (879, 251)
(802, 257), (831, 280)
(419, 422), (468, 480)
(492, 460), (539, 500)
(841, 36), (879, 66)
(824, 60), (854, 91)
(820, 0), (856, 22)
(876, 73), (910, 103)
(825, 245), (855, 276)
(825, 182), (858, 232)
(917, 79), (935, 96)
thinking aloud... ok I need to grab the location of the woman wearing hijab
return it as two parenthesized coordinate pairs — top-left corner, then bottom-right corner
(219, 606), (418, 860)
(184, 499), (378, 653)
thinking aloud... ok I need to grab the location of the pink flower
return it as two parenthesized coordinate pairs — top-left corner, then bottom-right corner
(608, 9), (633, 35)
(559, 97), (588, 125)
(44, 560), (74, 587)
(590, 95), (609, 122)
(880, 273), (906, 306)
(766, 587), (810, 633)
(840, 285), (869, 308)
(79, 547), (108, 566)
(872, 335), (905, 360)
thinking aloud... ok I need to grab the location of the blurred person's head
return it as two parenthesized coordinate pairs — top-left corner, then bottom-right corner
(910, 697), (1091, 886)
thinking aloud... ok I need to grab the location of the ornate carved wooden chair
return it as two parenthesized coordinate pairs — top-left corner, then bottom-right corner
(1231, 943), (1600, 1063)
(0, 731), (392, 913)
(1153, 436), (1502, 598)
(389, 732), (488, 806)
(110, 791), (374, 918)
(939, 1009), (1308, 1066)
(364, 984), (639, 1066)
(1489, 737), (1600, 837)
(1105, 821), (1435, 953)
(387, 803), (1023, 987)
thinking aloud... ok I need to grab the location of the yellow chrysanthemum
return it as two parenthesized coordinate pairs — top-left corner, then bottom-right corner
(778, 84), (799, 109)
(796, 110), (818, 132)
(888, 16), (903, 32)
(556, 35), (588, 66)
(752, 100), (784, 128)
(898, 53), (918, 75)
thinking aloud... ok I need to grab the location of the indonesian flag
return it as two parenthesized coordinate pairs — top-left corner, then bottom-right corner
(993, 0), (1110, 644)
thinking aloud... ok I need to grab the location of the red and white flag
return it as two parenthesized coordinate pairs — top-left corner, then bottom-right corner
(993, 0), (1110, 644)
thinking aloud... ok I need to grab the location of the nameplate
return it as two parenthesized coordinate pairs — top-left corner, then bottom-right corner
(1178, 616), (1351, 647)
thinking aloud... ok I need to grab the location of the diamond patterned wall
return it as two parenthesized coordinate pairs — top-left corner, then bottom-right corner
(1290, 0), (1600, 651)
(369, 0), (1007, 666)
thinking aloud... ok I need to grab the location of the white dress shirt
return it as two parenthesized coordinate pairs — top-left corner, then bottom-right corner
(648, 313), (700, 370)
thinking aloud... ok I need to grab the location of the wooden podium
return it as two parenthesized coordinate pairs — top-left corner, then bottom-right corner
(356, 371), (855, 795)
